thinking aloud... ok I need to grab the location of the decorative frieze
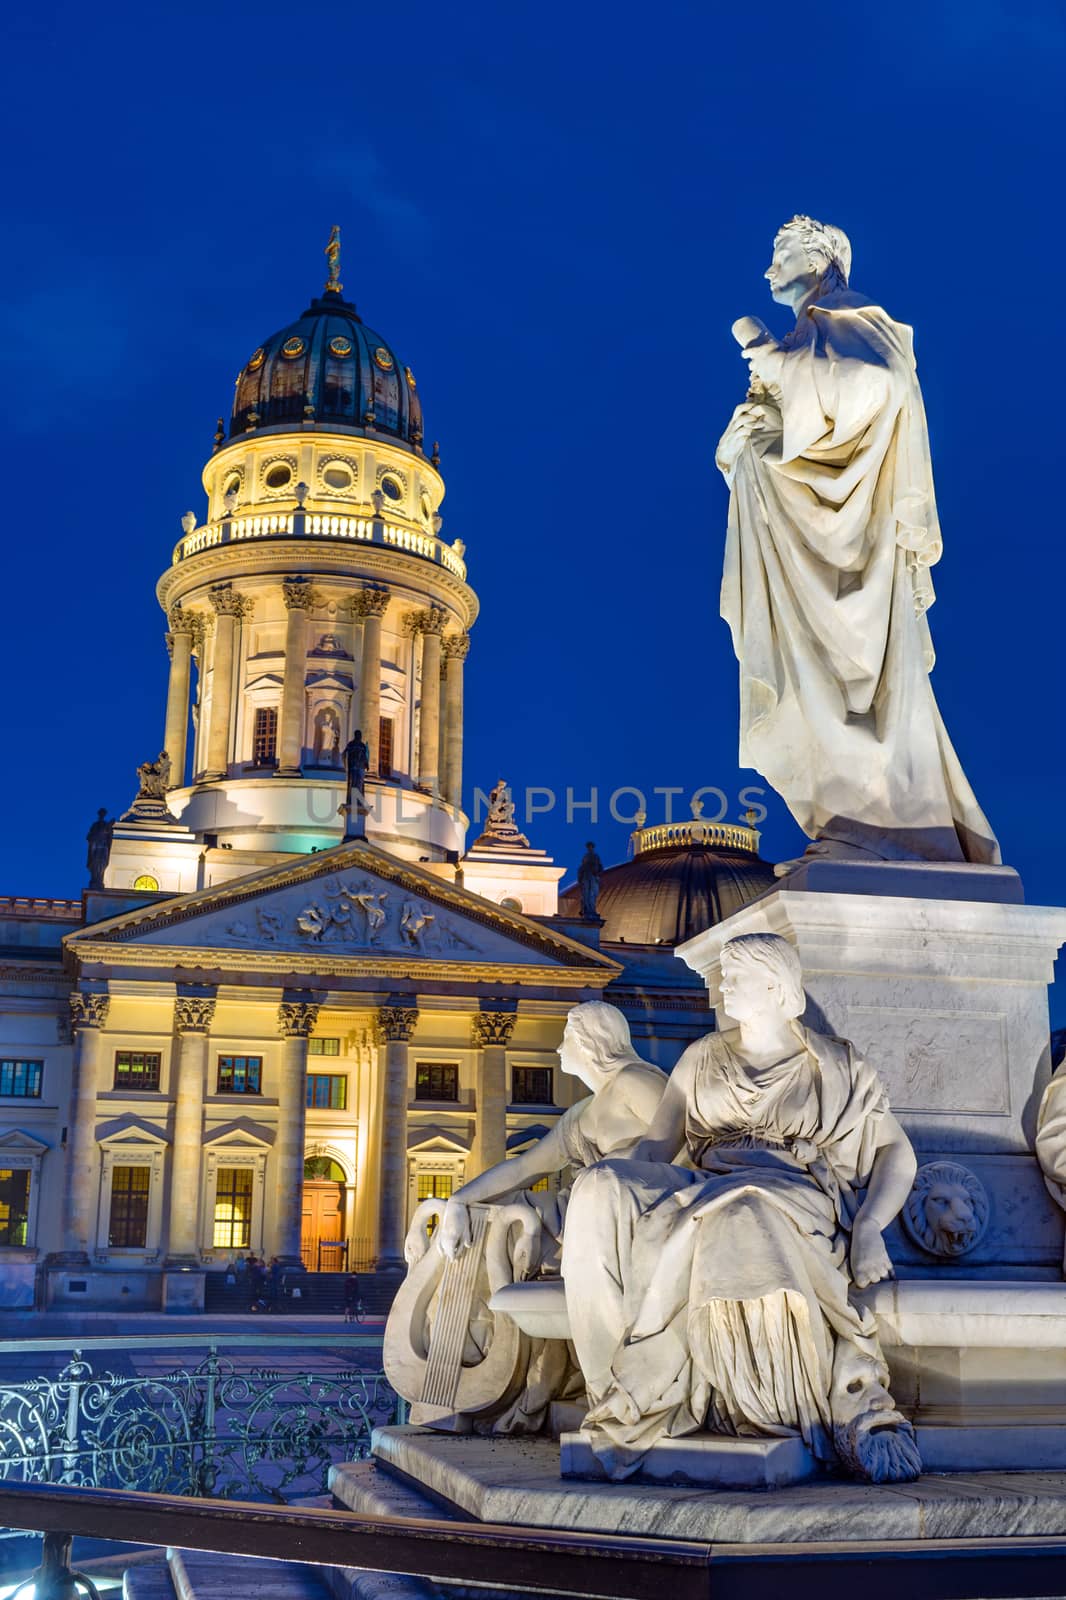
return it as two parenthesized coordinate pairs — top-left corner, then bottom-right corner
(375, 1005), (420, 1044)
(277, 1000), (320, 1038)
(70, 993), (110, 1031)
(174, 996), (217, 1034)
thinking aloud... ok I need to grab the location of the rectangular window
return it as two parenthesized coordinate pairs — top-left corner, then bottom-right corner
(415, 1062), (459, 1102)
(308, 1037), (341, 1057)
(108, 1165), (150, 1248)
(416, 1172), (453, 1202)
(0, 1060), (42, 1098)
(217, 1055), (262, 1095)
(0, 1168), (31, 1246)
(113, 1052), (162, 1092)
(512, 1066), (554, 1105)
(306, 1074), (348, 1110)
(213, 1167), (253, 1250)
(253, 706), (278, 765)
(378, 716), (394, 778)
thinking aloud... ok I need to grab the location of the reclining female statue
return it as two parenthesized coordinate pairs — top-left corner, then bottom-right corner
(562, 932), (921, 1483)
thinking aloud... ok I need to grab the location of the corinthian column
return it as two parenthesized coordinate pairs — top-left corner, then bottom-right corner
(346, 587), (390, 774)
(415, 607), (446, 792)
(59, 992), (110, 1260)
(277, 579), (318, 776)
(163, 608), (196, 788)
(374, 1004), (419, 1268)
(205, 588), (251, 780)
(471, 1008), (515, 1174)
(166, 994), (216, 1264)
(271, 998), (320, 1264)
(442, 632), (470, 810)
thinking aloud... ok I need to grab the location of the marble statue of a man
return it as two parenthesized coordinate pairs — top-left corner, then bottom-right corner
(716, 216), (998, 866)
(562, 933), (921, 1483)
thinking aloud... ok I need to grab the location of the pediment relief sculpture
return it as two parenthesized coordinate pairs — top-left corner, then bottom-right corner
(224, 875), (479, 956)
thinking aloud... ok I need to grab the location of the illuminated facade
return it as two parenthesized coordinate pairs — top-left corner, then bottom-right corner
(0, 239), (724, 1311)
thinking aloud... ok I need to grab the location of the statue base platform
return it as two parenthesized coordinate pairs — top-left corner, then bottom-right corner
(333, 1426), (1066, 1549)
(560, 1429), (817, 1488)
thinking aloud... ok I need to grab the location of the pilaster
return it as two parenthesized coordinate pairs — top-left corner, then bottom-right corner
(270, 997), (320, 1263)
(374, 1003), (420, 1268)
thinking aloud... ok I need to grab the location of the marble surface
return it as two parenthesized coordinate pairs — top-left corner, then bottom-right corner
(363, 1426), (1066, 1545)
(677, 885), (1066, 1154)
(561, 1430), (817, 1488)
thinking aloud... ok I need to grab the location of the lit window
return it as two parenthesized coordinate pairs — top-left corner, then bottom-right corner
(415, 1063), (459, 1102)
(512, 1067), (553, 1106)
(108, 1165), (150, 1248)
(114, 1052), (162, 1091)
(0, 1060), (42, 1098)
(304, 1156), (345, 1181)
(308, 1037), (341, 1057)
(213, 1167), (253, 1250)
(530, 1176), (550, 1193)
(133, 874), (159, 892)
(0, 1169), (30, 1245)
(253, 707), (278, 765)
(217, 1056), (262, 1095)
(306, 1074), (347, 1110)
(416, 1172), (453, 1202)
(378, 716), (394, 778)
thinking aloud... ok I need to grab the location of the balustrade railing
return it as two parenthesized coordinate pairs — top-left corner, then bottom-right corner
(172, 510), (467, 580)
(0, 1335), (397, 1505)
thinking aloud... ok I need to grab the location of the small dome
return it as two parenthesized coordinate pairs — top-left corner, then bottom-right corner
(230, 289), (424, 448)
(559, 820), (776, 945)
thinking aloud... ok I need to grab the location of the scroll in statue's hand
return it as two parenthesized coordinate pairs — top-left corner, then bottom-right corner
(438, 1198), (471, 1261)
(849, 1212), (893, 1289)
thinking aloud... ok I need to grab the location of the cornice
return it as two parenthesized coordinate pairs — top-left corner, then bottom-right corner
(157, 541), (478, 629)
(65, 940), (613, 989)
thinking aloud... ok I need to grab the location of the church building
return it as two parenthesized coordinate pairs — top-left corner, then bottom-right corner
(0, 237), (771, 1311)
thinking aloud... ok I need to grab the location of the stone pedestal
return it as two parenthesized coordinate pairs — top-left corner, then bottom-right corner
(676, 865), (1066, 1155)
(561, 1430), (816, 1488)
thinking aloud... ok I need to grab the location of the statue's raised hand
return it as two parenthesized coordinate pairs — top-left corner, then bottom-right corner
(849, 1212), (893, 1289)
(438, 1198), (472, 1261)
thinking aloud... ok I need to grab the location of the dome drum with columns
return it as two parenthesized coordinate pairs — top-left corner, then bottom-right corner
(111, 235), (477, 891)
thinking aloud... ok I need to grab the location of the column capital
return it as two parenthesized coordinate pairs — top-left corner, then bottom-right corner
(471, 1009), (517, 1048)
(404, 605), (447, 637)
(442, 631), (470, 661)
(210, 586), (254, 618)
(165, 631), (174, 661)
(345, 586), (390, 621)
(282, 578), (319, 612)
(278, 1000), (320, 1038)
(375, 1005), (420, 1044)
(70, 992), (110, 1031)
(175, 996), (216, 1034)
(167, 604), (197, 636)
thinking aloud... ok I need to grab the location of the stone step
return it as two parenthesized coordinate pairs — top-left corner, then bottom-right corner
(123, 1553), (178, 1600)
(169, 1551), (333, 1600)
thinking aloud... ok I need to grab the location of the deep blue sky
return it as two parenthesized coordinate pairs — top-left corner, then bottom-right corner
(1, 2), (1063, 935)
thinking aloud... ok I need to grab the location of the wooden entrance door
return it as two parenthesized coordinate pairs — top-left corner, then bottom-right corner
(301, 1181), (345, 1271)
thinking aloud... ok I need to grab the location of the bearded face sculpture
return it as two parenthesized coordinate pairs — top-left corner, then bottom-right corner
(902, 1161), (989, 1258)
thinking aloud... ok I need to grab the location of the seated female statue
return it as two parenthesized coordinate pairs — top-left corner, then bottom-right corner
(562, 932), (921, 1483)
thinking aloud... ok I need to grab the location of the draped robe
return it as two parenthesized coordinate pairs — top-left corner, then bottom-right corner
(718, 288), (998, 864)
(561, 1027), (901, 1478)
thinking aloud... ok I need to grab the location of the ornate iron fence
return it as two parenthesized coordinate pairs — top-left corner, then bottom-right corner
(0, 1336), (400, 1504)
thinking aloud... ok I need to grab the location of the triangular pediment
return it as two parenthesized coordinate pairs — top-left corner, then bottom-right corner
(0, 1129), (49, 1155)
(66, 839), (620, 978)
(98, 1115), (169, 1147)
(407, 1126), (472, 1154)
(204, 1119), (274, 1148)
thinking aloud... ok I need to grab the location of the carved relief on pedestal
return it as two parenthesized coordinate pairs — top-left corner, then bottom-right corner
(901, 1161), (990, 1258)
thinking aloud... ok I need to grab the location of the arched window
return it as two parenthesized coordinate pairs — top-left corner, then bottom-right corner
(133, 874), (159, 892)
(304, 1156), (346, 1182)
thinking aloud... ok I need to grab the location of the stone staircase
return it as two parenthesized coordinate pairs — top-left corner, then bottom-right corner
(203, 1271), (402, 1317)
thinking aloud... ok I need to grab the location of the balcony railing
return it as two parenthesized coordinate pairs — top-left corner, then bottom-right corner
(631, 819), (760, 856)
(0, 1334), (397, 1505)
(172, 511), (467, 581)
